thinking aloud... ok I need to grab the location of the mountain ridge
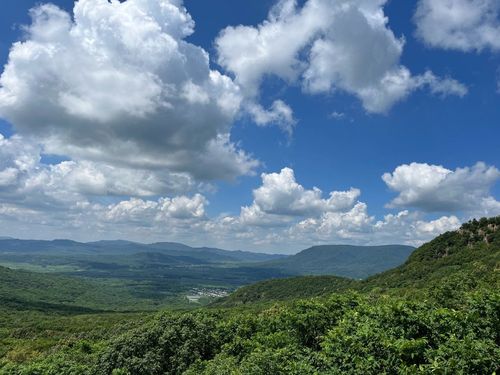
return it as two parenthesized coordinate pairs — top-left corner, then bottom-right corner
(216, 216), (500, 306)
(258, 244), (415, 279)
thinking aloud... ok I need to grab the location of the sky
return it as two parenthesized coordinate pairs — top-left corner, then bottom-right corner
(0, 0), (499, 253)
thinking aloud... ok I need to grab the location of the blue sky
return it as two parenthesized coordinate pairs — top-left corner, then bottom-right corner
(0, 0), (499, 252)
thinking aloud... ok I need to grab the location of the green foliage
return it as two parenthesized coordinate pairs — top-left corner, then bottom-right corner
(0, 310), (147, 374)
(214, 275), (357, 306)
(261, 244), (415, 279)
(0, 239), (288, 308)
(221, 217), (500, 306)
(1, 217), (499, 374)
(28, 291), (494, 375)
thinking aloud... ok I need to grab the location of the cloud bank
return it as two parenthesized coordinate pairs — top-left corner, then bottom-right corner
(217, 0), (466, 115)
(383, 162), (500, 216)
(0, 140), (496, 251)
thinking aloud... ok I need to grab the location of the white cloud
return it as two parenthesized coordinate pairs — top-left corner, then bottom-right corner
(415, 0), (500, 51)
(251, 167), (360, 218)
(414, 215), (462, 236)
(209, 165), (496, 250)
(105, 194), (207, 223)
(286, 209), (461, 248)
(158, 194), (207, 219)
(105, 198), (159, 224)
(246, 100), (296, 134)
(0, 160), (495, 251)
(0, 133), (198, 207)
(216, 0), (319, 97)
(373, 210), (461, 246)
(0, 133), (211, 242)
(0, 0), (257, 181)
(201, 167), (371, 245)
(216, 0), (466, 114)
(291, 202), (374, 242)
(383, 162), (500, 216)
(330, 112), (346, 120)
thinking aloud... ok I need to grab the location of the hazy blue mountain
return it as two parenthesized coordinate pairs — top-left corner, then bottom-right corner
(261, 244), (415, 279)
(0, 238), (284, 263)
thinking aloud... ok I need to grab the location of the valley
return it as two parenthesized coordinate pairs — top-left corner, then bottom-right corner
(0, 240), (413, 310)
(0, 217), (498, 374)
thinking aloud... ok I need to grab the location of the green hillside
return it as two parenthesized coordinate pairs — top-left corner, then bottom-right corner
(260, 244), (414, 279)
(361, 217), (500, 294)
(217, 217), (500, 306)
(0, 265), (183, 313)
(0, 239), (291, 307)
(1, 217), (498, 374)
(212, 276), (357, 306)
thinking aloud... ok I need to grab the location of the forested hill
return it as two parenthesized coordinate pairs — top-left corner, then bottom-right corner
(217, 217), (500, 306)
(212, 275), (358, 306)
(361, 216), (500, 293)
(1, 217), (499, 374)
(260, 244), (414, 279)
(0, 265), (179, 312)
(63, 217), (499, 375)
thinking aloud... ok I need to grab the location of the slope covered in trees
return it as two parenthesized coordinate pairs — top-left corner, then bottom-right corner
(260, 244), (414, 279)
(1, 217), (498, 374)
(361, 216), (500, 294)
(0, 264), (190, 313)
(218, 217), (500, 306)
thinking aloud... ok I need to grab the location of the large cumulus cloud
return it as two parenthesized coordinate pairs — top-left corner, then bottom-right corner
(0, 0), (257, 181)
(216, 0), (467, 114)
(204, 166), (466, 251)
(383, 162), (500, 216)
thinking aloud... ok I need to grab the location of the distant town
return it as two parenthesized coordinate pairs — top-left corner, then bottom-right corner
(186, 288), (230, 303)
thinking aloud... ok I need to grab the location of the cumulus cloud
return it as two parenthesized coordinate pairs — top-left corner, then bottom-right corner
(415, 0), (500, 51)
(0, 0), (257, 181)
(105, 194), (207, 223)
(0, 160), (493, 251)
(373, 210), (461, 246)
(210, 165), (495, 249)
(249, 167), (360, 218)
(246, 100), (296, 134)
(208, 168), (449, 248)
(287, 209), (462, 248)
(291, 202), (374, 242)
(383, 162), (500, 216)
(203, 168), (362, 230)
(0, 133), (211, 242)
(0, 133), (198, 208)
(216, 0), (466, 114)
(202, 167), (370, 244)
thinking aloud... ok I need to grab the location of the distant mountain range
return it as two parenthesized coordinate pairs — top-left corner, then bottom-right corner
(0, 238), (284, 263)
(0, 239), (414, 278)
(259, 244), (415, 279)
(0, 238), (416, 311)
(217, 217), (500, 306)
